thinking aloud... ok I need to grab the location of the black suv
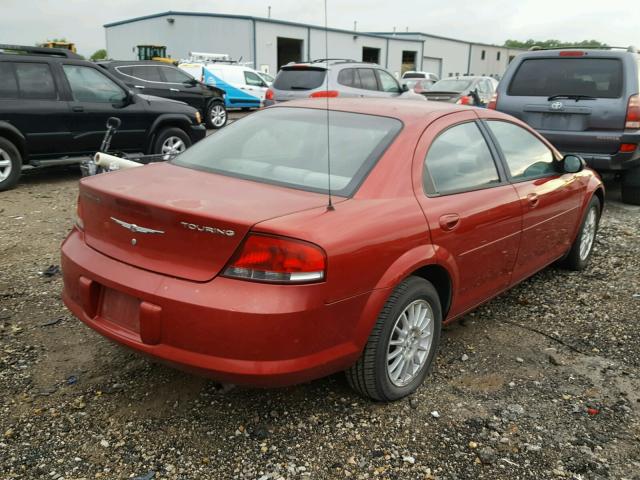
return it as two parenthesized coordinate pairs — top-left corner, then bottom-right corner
(98, 61), (227, 129)
(492, 47), (640, 204)
(0, 45), (206, 191)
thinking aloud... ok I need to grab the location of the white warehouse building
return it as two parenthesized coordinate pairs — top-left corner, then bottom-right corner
(104, 11), (522, 78)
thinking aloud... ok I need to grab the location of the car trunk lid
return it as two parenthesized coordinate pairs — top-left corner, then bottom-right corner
(79, 163), (335, 282)
(421, 91), (461, 102)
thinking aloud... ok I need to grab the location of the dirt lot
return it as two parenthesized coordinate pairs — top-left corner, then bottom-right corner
(1, 162), (639, 479)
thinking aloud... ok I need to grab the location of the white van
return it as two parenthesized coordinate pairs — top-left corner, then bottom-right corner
(179, 54), (268, 109)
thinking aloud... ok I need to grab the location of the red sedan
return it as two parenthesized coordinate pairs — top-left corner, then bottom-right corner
(61, 99), (604, 401)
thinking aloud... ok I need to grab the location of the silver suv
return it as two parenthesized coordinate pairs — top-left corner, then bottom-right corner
(492, 47), (640, 204)
(265, 59), (425, 105)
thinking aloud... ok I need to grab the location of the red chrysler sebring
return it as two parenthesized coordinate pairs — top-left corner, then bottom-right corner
(62, 99), (604, 401)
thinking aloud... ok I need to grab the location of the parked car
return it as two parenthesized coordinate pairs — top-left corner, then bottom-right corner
(405, 78), (435, 94)
(61, 98), (604, 401)
(491, 47), (640, 204)
(421, 76), (498, 106)
(0, 45), (205, 191)
(402, 71), (439, 82)
(179, 57), (268, 110)
(98, 60), (227, 129)
(264, 59), (425, 105)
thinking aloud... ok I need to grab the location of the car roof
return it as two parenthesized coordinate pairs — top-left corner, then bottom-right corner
(515, 48), (639, 59)
(99, 60), (176, 67)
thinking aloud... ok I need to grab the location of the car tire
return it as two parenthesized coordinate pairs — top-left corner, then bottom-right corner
(562, 195), (601, 271)
(346, 276), (442, 402)
(152, 127), (192, 158)
(205, 100), (227, 129)
(621, 167), (640, 206)
(0, 136), (22, 192)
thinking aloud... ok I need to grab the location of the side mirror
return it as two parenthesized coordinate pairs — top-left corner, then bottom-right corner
(562, 154), (585, 174)
(401, 83), (409, 92)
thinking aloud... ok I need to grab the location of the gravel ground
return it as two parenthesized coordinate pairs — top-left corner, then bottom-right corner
(0, 163), (639, 480)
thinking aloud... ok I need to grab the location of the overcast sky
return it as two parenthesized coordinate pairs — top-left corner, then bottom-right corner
(2, 0), (638, 57)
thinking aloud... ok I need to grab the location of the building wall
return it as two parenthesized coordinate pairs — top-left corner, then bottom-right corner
(105, 14), (254, 62)
(422, 36), (470, 78)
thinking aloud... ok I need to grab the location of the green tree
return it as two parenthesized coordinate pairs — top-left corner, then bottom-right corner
(90, 49), (107, 61)
(504, 39), (609, 49)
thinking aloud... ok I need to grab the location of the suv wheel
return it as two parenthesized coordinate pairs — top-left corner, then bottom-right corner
(153, 127), (192, 159)
(0, 137), (21, 192)
(621, 167), (640, 205)
(205, 101), (227, 129)
(346, 276), (442, 401)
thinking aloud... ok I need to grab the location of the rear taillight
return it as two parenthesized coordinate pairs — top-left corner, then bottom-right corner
(75, 197), (84, 231)
(620, 143), (637, 153)
(310, 90), (339, 98)
(223, 234), (326, 283)
(487, 92), (498, 110)
(265, 88), (274, 101)
(625, 94), (640, 129)
(559, 50), (585, 57)
(456, 95), (472, 105)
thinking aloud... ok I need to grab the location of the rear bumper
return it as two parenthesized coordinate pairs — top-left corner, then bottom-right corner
(188, 124), (206, 142)
(539, 129), (640, 171)
(61, 230), (384, 387)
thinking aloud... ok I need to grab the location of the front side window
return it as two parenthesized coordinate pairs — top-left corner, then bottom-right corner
(14, 63), (57, 100)
(487, 121), (556, 180)
(358, 68), (378, 90)
(377, 70), (401, 92)
(424, 122), (500, 195)
(161, 66), (193, 83)
(63, 65), (126, 103)
(133, 65), (163, 82)
(0, 63), (18, 99)
(244, 71), (265, 87)
(173, 108), (402, 196)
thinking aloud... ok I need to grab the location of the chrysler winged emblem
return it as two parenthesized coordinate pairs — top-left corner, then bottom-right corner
(550, 101), (564, 111)
(110, 217), (164, 234)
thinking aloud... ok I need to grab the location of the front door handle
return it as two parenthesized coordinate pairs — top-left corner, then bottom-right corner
(527, 192), (540, 208)
(439, 213), (460, 231)
(72, 106), (84, 112)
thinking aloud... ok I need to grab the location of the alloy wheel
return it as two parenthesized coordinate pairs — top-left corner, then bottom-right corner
(579, 207), (597, 261)
(211, 105), (227, 128)
(0, 148), (12, 182)
(161, 136), (186, 158)
(386, 299), (434, 387)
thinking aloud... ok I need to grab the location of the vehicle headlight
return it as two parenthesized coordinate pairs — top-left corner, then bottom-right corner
(195, 111), (202, 124)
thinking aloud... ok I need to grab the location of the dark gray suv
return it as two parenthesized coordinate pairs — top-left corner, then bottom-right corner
(491, 47), (640, 204)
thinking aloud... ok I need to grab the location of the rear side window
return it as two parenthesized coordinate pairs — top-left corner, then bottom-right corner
(508, 58), (623, 98)
(424, 122), (500, 195)
(173, 107), (402, 196)
(488, 121), (556, 180)
(273, 69), (326, 90)
(14, 63), (57, 100)
(0, 63), (18, 98)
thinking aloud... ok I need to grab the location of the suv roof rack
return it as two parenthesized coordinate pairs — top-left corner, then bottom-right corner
(528, 45), (637, 53)
(0, 44), (83, 59)
(310, 58), (359, 64)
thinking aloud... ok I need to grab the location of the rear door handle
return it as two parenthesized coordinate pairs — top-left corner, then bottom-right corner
(169, 88), (180, 92)
(527, 193), (540, 208)
(439, 213), (460, 231)
(72, 106), (84, 112)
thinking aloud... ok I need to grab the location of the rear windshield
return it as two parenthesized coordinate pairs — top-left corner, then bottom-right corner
(508, 58), (623, 98)
(430, 79), (472, 92)
(403, 73), (425, 79)
(172, 107), (402, 196)
(273, 68), (327, 90)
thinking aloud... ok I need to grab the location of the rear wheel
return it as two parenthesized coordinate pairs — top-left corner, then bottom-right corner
(0, 137), (21, 192)
(562, 195), (601, 271)
(205, 100), (227, 129)
(153, 127), (192, 159)
(621, 167), (640, 205)
(346, 276), (442, 401)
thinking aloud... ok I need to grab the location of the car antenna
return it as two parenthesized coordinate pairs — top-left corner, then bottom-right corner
(324, 0), (335, 211)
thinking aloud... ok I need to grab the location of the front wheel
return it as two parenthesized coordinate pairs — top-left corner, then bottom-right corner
(152, 127), (192, 159)
(346, 276), (442, 402)
(0, 137), (22, 192)
(562, 195), (601, 271)
(205, 100), (227, 129)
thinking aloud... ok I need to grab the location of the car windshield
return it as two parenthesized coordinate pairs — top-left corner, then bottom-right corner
(273, 69), (327, 90)
(508, 58), (623, 98)
(172, 107), (402, 196)
(430, 79), (472, 92)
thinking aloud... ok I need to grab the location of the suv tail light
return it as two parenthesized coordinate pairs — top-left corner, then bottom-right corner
(487, 92), (498, 110)
(265, 88), (274, 101)
(625, 94), (640, 129)
(619, 143), (637, 153)
(310, 90), (339, 98)
(456, 95), (472, 105)
(223, 234), (326, 283)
